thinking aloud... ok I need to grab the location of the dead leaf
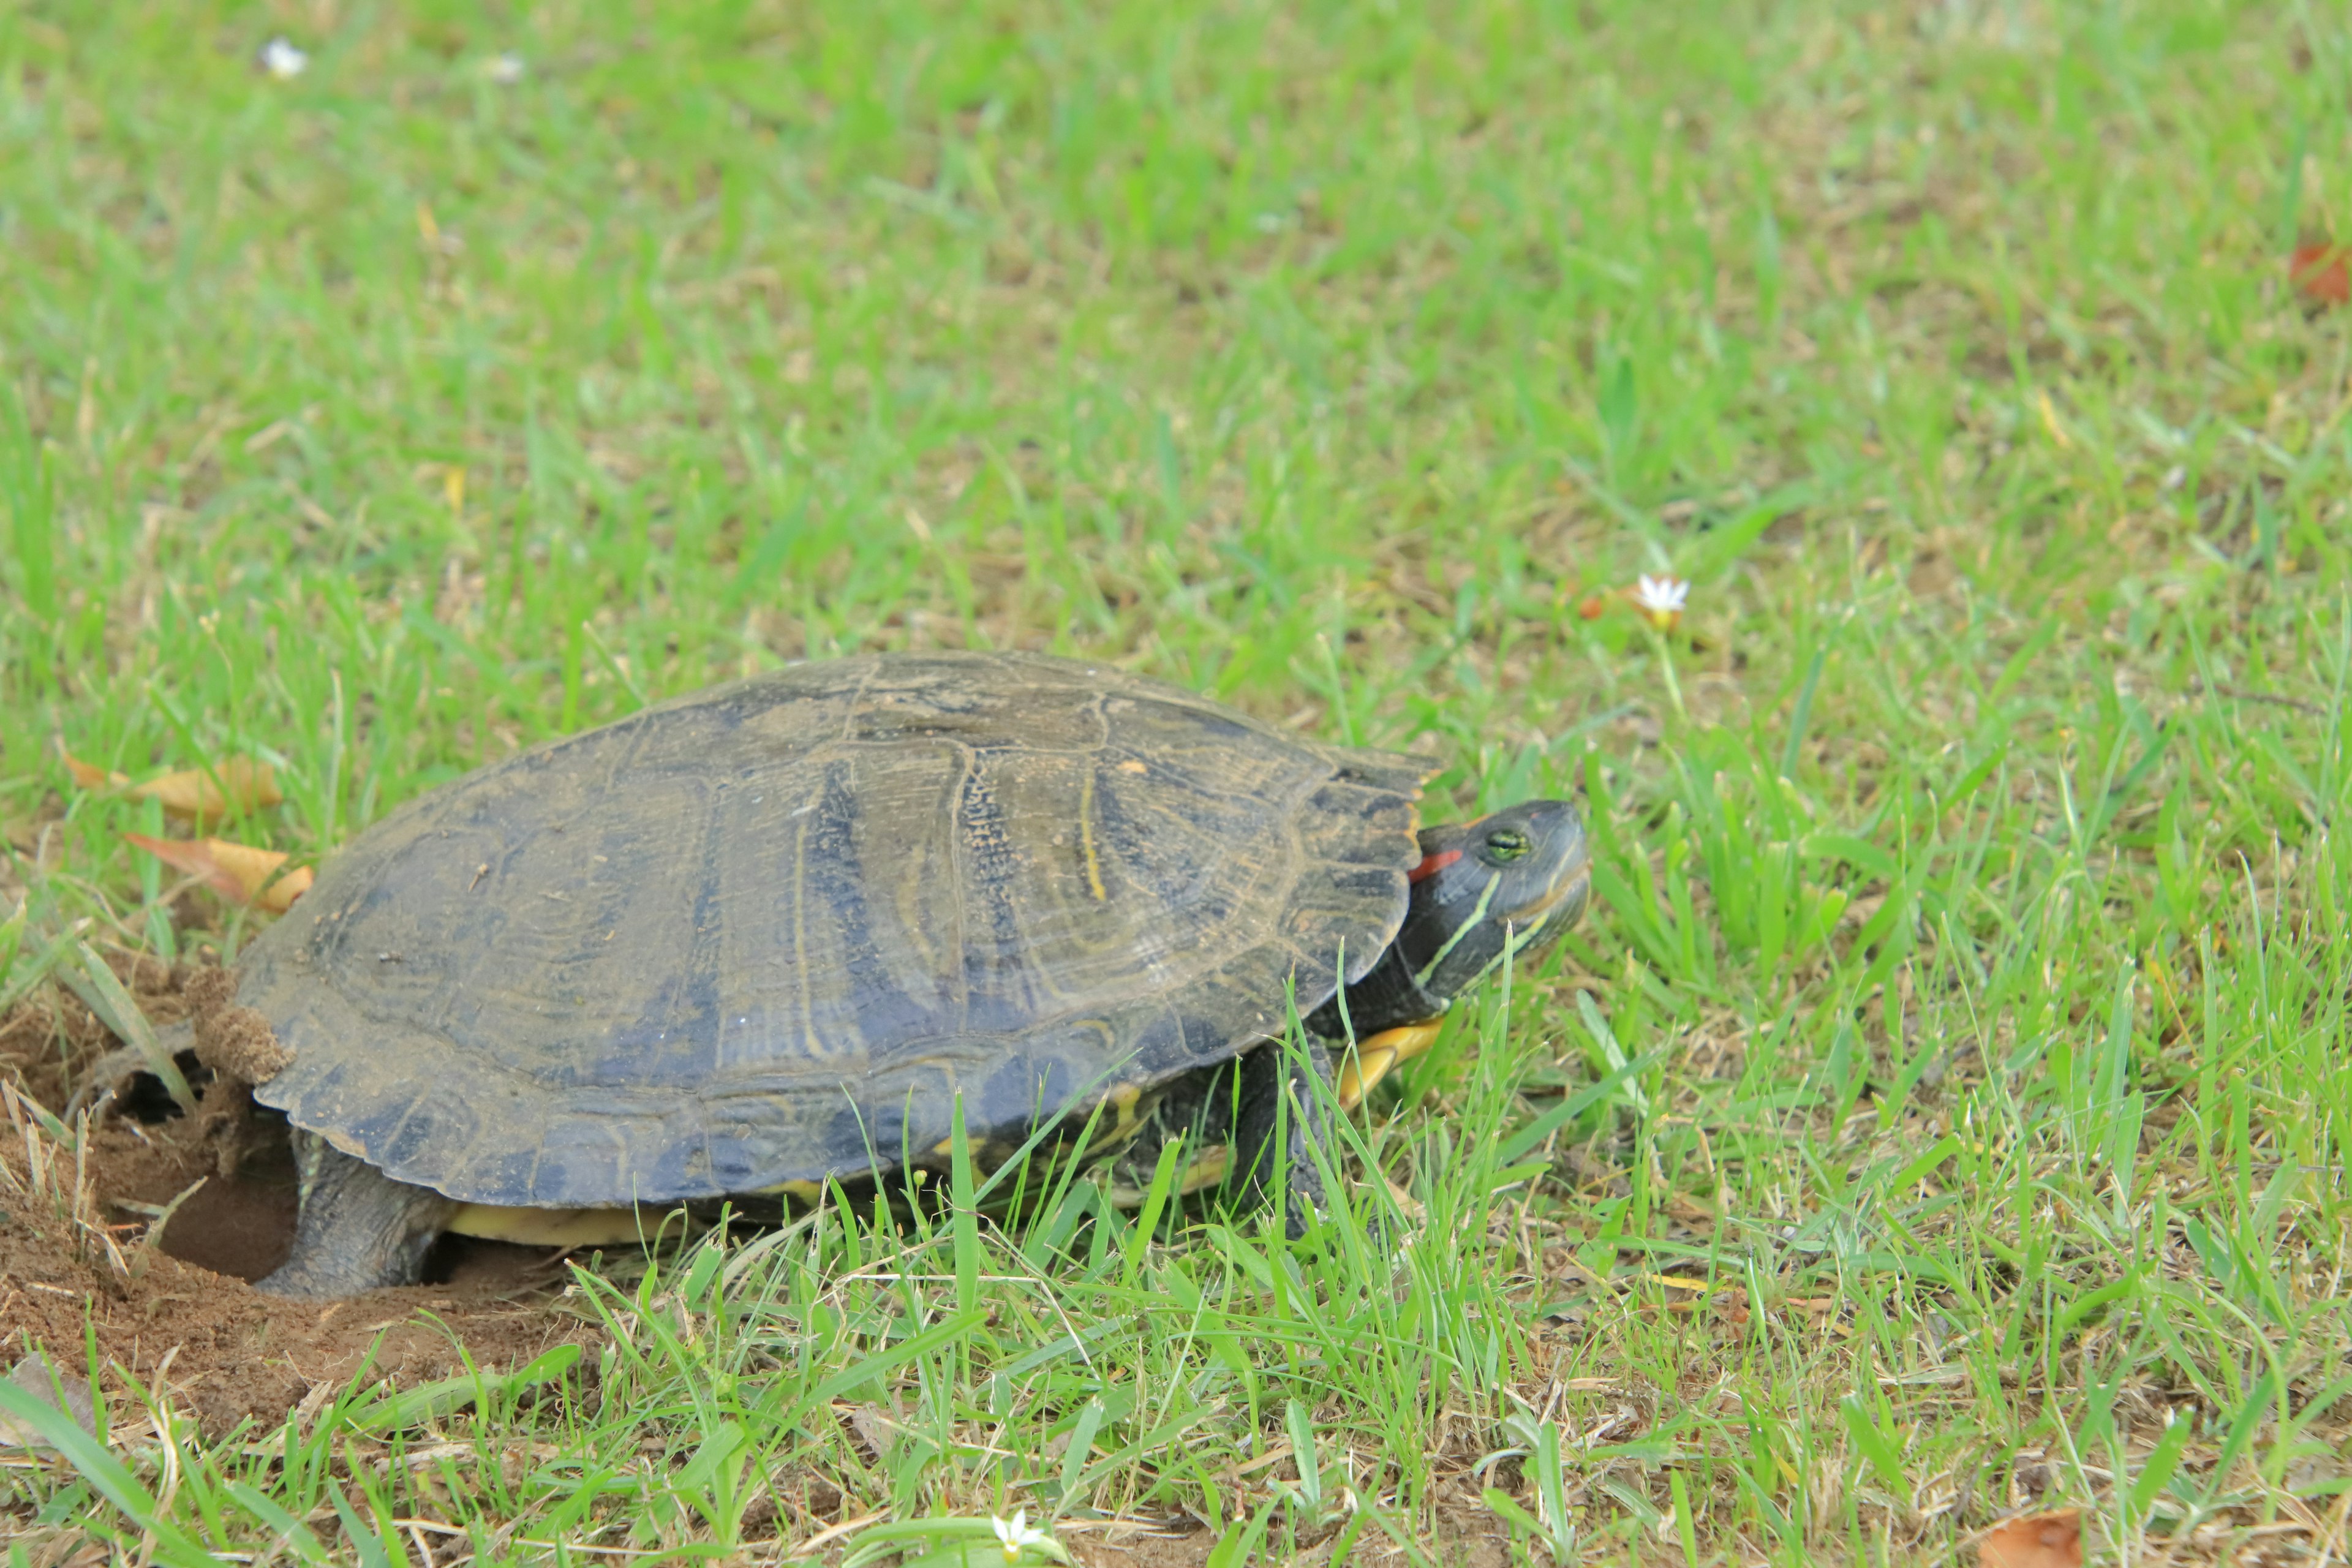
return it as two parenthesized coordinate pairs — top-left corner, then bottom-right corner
(135, 759), (282, 818)
(65, 753), (282, 820)
(1665, 1194), (1716, 1226)
(1, 1353), (97, 1450)
(126, 834), (311, 911)
(62, 753), (128, 790)
(261, 867), (315, 912)
(127, 832), (260, 902)
(841, 1403), (903, 1461)
(1980, 1509), (2082, 1568)
(2291, 243), (2351, 308)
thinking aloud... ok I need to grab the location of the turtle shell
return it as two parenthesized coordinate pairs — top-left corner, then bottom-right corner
(238, 650), (1431, 1208)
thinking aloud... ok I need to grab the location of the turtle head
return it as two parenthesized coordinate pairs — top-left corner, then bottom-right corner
(1396, 799), (1590, 1006)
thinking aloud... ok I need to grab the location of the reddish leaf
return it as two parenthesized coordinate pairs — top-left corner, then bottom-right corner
(126, 834), (311, 912)
(2291, 243), (2350, 308)
(1980, 1509), (2082, 1568)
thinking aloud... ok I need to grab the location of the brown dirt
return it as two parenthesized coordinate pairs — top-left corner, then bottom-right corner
(0, 954), (595, 1436)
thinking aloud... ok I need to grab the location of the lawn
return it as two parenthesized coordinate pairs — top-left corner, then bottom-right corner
(4, 0), (2351, 1562)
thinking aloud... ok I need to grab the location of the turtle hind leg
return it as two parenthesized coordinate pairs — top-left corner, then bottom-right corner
(254, 1134), (457, 1298)
(1232, 1038), (1344, 1241)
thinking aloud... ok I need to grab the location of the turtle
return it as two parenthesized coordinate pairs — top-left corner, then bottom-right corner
(195, 650), (1588, 1297)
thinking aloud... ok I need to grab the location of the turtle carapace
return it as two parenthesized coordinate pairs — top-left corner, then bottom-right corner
(219, 652), (1590, 1296)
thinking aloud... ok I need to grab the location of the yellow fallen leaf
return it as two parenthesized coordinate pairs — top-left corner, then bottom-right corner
(126, 834), (311, 912)
(258, 864), (314, 913)
(64, 753), (282, 819)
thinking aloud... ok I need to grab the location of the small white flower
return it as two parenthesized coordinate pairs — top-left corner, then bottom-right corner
(488, 51), (526, 85)
(258, 37), (309, 79)
(991, 1510), (1050, 1563)
(1630, 573), (1690, 630)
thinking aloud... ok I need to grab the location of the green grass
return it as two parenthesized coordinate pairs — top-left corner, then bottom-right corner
(6, 0), (2352, 1560)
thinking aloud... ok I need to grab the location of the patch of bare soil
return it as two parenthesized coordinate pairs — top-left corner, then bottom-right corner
(1065, 1528), (1217, 1568)
(0, 957), (594, 1436)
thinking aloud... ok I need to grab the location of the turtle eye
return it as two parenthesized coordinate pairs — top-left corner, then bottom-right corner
(1483, 827), (1531, 861)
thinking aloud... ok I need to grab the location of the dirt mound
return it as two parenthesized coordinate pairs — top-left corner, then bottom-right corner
(0, 954), (596, 1435)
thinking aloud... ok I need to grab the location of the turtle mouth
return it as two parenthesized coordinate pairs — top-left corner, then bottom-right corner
(1460, 862), (1592, 990)
(1496, 877), (1587, 938)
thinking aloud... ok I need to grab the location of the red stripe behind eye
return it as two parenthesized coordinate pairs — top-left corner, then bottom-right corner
(1408, 848), (1462, 884)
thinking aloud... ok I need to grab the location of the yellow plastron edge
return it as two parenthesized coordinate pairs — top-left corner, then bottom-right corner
(445, 1202), (704, 1248)
(446, 1177), (835, 1247)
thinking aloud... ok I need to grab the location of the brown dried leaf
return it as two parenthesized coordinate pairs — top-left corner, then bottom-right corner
(61, 752), (129, 790)
(1665, 1194), (1716, 1226)
(125, 834), (311, 911)
(64, 753), (282, 820)
(134, 759), (282, 819)
(1980, 1509), (2082, 1568)
(842, 1404), (903, 1461)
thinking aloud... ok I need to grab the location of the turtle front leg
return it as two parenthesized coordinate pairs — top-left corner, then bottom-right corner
(254, 1134), (457, 1297)
(1232, 1038), (1343, 1240)
(1101, 1063), (1243, 1207)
